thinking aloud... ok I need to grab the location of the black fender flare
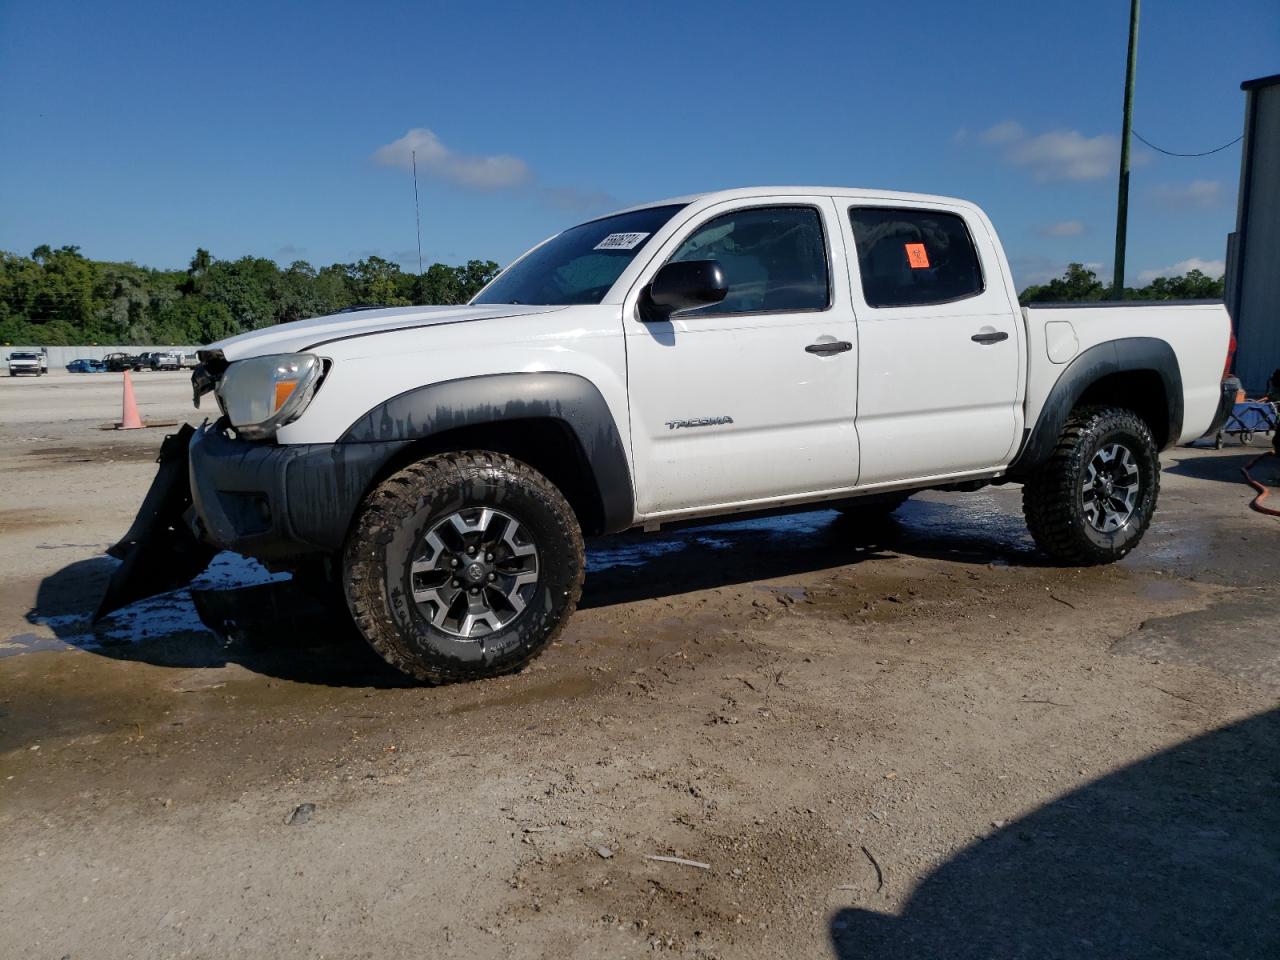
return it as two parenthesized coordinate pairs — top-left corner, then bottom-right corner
(340, 372), (636, 534)
(1010, 337), (1183, 475)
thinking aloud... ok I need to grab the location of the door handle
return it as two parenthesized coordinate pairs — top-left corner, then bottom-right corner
(971, 331), (1009, 345)
(805, 340), (853, 356)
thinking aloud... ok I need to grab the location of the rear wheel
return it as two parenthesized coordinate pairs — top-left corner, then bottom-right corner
(343, 452), (584, 683)
(1022, 406), (1159, 565)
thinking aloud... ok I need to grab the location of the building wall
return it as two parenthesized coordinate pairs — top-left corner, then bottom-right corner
(1233, 78), (1280, 393)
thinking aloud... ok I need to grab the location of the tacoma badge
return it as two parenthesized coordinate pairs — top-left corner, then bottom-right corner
(664, 416), (734, 430)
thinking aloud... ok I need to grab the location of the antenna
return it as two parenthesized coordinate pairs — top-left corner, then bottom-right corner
(412, 149), (424, 275)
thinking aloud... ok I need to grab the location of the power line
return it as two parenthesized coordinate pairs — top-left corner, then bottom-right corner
(1133, 130), (1243, 157)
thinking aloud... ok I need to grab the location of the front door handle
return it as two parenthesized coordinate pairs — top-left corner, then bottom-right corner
(971, 331), (1009, 345)
(805, 340), (853, 356)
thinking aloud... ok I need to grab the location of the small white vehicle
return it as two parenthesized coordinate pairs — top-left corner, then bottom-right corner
(6, 351), (44, 376)
(102, 187), (1236, 683)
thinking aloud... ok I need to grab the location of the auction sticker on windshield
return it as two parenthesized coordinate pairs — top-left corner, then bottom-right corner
(594, 232), (650, 251)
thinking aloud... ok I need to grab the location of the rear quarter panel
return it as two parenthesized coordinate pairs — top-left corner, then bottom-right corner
(1022, 303), (1231, 444)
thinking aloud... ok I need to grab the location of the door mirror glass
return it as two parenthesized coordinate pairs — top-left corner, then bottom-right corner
(641, 259), (728, 321)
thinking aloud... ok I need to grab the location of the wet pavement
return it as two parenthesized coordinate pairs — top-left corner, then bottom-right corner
(1, 375), (1278, 960)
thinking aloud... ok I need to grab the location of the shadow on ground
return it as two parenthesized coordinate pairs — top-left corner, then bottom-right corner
(1166, 448), (1278, 486)
(25, 555), (412, 688)
(582, 497), (1042, 609)
(25, 499), (1042, 685)
(830, 707), (1280, 959)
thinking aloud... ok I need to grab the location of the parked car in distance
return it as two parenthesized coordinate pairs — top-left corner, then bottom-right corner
(150, 351), (183, 371)
(66, 358), (107, 373)
(103, 352), (143, 372)
(7, 352), (44, 376)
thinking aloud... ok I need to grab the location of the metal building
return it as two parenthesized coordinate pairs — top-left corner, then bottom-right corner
(1226, 73), (1280, 393)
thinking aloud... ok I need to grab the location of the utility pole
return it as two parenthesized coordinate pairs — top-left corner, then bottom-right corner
(1112, 0), (1140, 299)
(412, 149), (424, 275)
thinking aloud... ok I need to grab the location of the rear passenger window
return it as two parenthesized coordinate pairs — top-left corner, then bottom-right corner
(848, 207), (984, 308)
(669, 206), (829, 315)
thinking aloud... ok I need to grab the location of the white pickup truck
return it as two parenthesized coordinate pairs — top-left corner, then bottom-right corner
(6, 351), (46, 376)
(100, 187), (1235, 683)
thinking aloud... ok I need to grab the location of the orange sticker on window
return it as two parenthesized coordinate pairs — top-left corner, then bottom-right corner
(905, 243), (930, 269)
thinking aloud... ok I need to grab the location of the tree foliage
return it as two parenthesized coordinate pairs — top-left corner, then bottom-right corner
(1018, 263), (1225, 305)
(0, 246), (500, 345)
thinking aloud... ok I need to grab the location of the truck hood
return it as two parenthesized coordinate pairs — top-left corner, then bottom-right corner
(206, 304), (563, 361)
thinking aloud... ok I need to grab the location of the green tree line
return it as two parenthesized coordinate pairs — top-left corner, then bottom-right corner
(1, 246), (1225, 346)
(0, 245), (500, 346)
(1018, 263), (1224, 304)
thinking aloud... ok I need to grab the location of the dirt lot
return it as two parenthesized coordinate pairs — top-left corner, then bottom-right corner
(2, 370), (1278, 959)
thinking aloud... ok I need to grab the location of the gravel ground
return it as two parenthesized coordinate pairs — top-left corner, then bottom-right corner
(1, 370), (1278, 959)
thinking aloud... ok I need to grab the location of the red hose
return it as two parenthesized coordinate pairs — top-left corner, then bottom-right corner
(1241, 450), (1280, 517)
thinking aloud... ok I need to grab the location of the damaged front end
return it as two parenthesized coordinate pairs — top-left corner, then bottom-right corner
(94, 423), (217, 621)
(95, 351), (227, 621)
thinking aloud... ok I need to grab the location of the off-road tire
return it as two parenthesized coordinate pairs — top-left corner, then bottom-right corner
(343, 451), (584, 683)
(1022, 406), (1160, 565)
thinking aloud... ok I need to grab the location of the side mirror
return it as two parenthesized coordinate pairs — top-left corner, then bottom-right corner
(640, 259), (728, 321)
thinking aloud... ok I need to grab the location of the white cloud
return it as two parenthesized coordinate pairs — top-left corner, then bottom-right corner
(968, 121), (1147, 182)
(980, 120), (1025, 145)
(371, 129), (618, 218)
(1008, 130), (1120, 181)
(1009, 256), (1111, 289)
(1039, 220), (1085, 237)
(373, 128), (531, 191)
(1137, 257), (1226, 283)
(1151, 179), (1223, 210)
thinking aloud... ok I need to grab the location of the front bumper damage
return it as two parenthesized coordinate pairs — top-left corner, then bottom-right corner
(95, 420), (407, 620)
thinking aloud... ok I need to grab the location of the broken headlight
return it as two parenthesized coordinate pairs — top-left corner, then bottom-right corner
(215, 353), (324, 440)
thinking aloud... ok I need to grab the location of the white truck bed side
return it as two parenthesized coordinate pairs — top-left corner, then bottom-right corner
(1022, 302), (1231, 445)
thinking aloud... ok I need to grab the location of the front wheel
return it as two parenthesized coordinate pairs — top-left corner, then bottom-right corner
(343, 452), (584, 684)
(1022, 406), (1160, 565)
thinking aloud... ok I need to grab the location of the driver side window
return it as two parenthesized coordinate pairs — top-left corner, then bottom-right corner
(669, 206), (830, 316)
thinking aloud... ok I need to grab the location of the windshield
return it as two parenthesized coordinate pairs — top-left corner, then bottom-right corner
(473, 204), (687, 306)
(11, 353), (37, 360)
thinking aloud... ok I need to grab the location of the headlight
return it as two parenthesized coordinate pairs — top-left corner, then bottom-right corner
(216, 353), (324, 439)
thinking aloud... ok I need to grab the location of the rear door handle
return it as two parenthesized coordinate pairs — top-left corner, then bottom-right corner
(805, 340), (853, 356)
(971, 331), (1009, 345)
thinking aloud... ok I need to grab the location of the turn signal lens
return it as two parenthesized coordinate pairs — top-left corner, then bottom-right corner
(273, 379), (299, 413)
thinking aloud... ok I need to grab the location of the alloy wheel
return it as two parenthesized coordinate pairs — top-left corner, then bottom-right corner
(409, 507), (539, 638)
(1082, 442), (1141, 533)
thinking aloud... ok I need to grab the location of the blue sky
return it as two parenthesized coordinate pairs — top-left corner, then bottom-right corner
(1, 0), (1276, 289)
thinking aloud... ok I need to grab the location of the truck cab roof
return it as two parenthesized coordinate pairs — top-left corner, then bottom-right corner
(605, 186), (982, 219)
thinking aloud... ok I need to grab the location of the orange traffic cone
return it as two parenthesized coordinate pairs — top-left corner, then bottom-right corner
(119, 370), (144, 430)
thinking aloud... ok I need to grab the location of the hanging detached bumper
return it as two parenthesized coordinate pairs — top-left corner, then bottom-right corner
(95, 420), (408, 621)
(94, 424), (217, 621)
